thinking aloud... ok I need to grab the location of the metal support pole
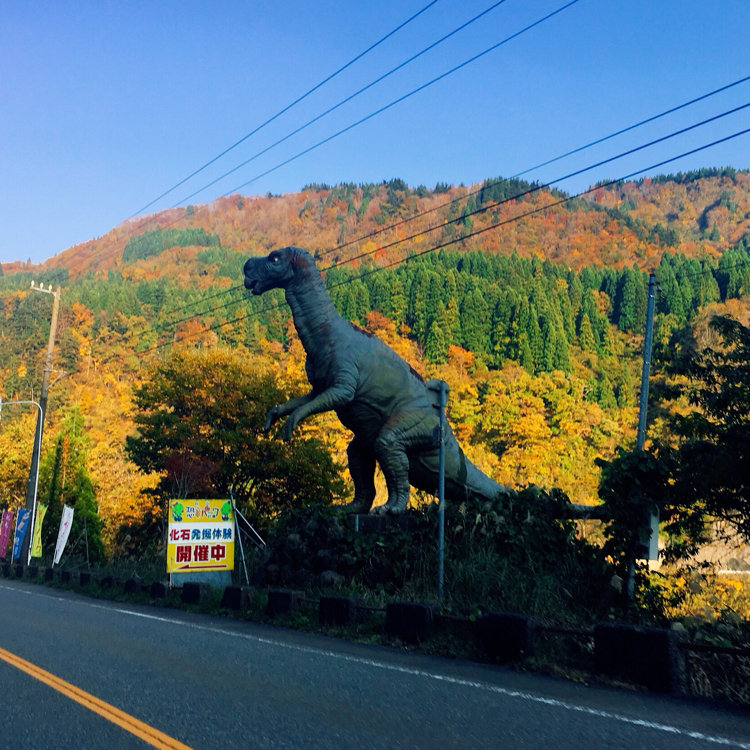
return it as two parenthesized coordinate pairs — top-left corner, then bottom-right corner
(637, 273), (656, 450)
(9, 512), (21, 565)
(229, 489), (249, 586)
(437, 381), (447, 601)
(84, 516), (90, 570)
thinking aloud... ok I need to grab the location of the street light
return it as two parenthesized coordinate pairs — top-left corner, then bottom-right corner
(0, 398), (43, 565)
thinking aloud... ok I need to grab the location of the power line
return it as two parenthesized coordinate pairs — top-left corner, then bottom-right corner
(95, 90), (750, 367)
(168, 0), (512, 207)
(155, 288), (249, 334)
(137, 125), (750, 357)
(116, 71), (750, 284)
(93, 283), (247, 352)
(99, 113), (750, 361)
(322, 127), (750, 281)
(324, 101), (750, 270)
(513, 73), (750, 181)
(318, 73), (750, 260)
(87, 0), (587, 349)
(129, 0), (440, 218)
(178, 0), (582, 205)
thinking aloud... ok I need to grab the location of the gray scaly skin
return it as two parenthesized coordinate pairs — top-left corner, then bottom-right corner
(243, 246), (510, 514)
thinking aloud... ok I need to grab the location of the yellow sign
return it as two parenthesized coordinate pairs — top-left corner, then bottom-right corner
(167, 499), (235, 573)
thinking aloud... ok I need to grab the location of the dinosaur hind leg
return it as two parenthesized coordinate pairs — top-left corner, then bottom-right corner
(343, 437), (377, 514)
(372, 414), (436, 514)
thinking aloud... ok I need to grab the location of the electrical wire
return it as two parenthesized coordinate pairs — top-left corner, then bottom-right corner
(108, 69), (750, 296)
(121, 71), (750, 267)
(167, 0), (512, 207)
(177, 0), (583, 205)
(129, 0), (440, 218)
(97, 106), (750, 355)
(322, 101), (750, 269)
(85, 0), (587, 345)
(135, 125), (750, 357)
(320, 74), (750, 259)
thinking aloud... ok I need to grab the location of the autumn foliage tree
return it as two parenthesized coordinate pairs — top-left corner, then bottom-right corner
(125, 347), (347, 531)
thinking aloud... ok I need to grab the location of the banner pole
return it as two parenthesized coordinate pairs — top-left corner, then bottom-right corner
(84, 516), (90, 570)
(10, 512), (19, 565)
(229, 489), (249, 586)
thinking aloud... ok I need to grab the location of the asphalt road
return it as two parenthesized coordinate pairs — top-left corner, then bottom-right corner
(1, 579), (749, 749)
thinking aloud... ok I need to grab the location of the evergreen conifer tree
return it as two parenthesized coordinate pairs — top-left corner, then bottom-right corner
(424, 319), (448, 363)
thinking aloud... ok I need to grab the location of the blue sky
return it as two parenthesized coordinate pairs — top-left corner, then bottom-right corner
(2, 0), (749, 265)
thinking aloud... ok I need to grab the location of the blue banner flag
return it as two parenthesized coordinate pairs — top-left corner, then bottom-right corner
(12, 509), (30, 560)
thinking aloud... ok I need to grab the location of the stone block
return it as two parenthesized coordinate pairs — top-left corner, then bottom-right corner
(181, 581), (210, 604)
(220, 585), (251, 610)
(475, 612), (534, 662)
(319, 595), (356, 626)
(386, 601), (434, 643)
(266, 588), (302, 616)
(594, 623), (679, 693)
(150, 581), (167, 599)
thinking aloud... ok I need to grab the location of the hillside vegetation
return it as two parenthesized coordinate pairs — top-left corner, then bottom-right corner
(1, 170), (750, 557)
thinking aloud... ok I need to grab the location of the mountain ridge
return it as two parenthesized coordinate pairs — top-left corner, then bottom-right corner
(4, 169), (748, 279)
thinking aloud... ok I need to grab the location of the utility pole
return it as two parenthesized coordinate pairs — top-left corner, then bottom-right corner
(636, 272), (658, 563)
(623, 272), (657, 613)
(20, 282), (61, 565)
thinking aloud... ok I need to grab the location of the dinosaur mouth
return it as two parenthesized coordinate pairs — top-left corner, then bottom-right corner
(245, 277), (260, 294)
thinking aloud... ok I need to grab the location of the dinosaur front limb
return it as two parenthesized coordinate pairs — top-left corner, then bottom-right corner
(280, 378), (357, 440)
(264, 392), (315, 431)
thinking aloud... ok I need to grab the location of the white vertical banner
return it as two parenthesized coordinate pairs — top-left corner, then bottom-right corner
(53, 505), (75, 566)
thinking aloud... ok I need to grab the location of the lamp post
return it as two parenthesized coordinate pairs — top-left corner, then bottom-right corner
(0, 398), (43, 564)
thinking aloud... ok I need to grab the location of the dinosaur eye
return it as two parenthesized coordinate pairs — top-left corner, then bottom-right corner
(269, 253), (280, 263)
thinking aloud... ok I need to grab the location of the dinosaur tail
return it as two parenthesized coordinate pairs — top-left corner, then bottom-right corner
(446, 450), (509, 504)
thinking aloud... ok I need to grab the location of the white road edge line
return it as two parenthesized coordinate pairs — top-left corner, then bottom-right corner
(3, 582), (749, 749)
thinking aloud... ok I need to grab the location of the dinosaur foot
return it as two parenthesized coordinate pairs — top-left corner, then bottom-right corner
(343, 498), (374, 514)
(371, 499), (408, 515)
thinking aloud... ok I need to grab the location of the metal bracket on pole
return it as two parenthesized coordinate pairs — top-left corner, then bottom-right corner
(46, 369), (68, 388)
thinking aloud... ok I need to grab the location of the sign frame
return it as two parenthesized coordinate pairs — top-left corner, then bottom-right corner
(167, 499), (235, 574)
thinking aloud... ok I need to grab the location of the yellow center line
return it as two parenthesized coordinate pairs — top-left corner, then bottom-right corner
(0, 645), (193, 750)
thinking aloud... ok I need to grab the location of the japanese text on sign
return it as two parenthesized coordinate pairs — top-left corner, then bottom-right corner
(167, 499), (235, 573)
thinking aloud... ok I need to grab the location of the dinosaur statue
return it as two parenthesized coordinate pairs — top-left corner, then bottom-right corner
(243, 245), (509, 514)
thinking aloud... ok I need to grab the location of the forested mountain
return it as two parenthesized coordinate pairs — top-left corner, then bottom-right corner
(2, 170), (750, 552)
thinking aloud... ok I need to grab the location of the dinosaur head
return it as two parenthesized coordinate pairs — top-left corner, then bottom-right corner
(243, 246), (312, 294)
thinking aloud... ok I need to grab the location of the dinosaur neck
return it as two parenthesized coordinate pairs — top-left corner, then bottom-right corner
(284, 265), (343, 357)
